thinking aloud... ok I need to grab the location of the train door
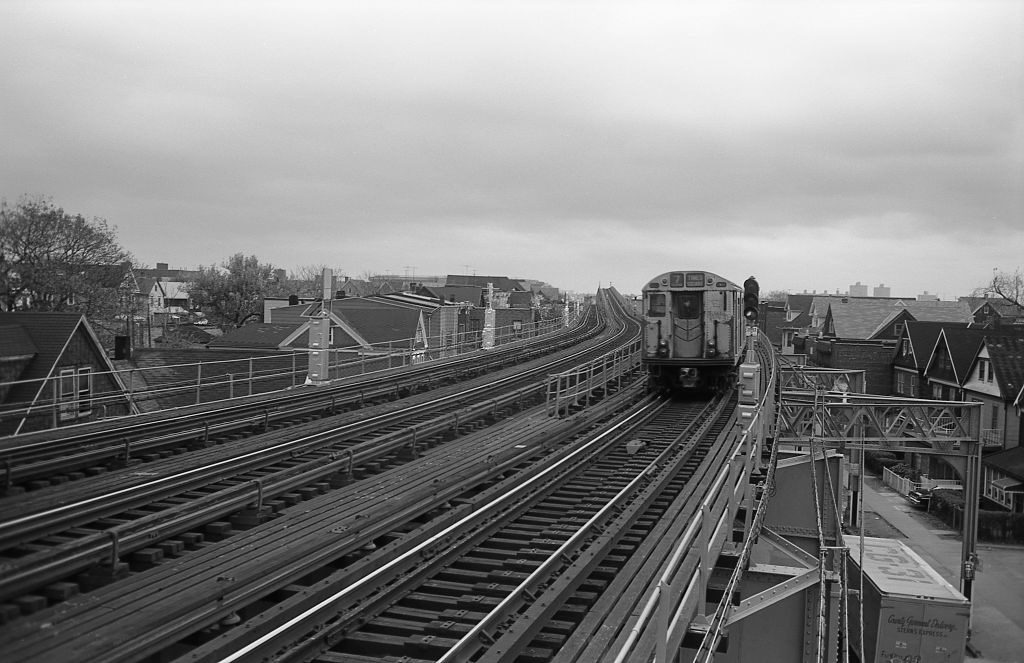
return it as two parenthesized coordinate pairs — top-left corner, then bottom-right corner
(645, 291), (668, 354)
(671, 291), (703, 358)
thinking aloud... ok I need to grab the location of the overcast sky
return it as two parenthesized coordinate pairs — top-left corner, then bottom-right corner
(2, 1), (1021, 299)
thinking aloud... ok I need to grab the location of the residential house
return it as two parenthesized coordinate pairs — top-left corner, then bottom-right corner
(780, 293), (814, 356)
(204, 323), (312, 352)
(891, 322), (970, 398)
(0, 312), (135, 435)
(446, 274), (525, 293)
(417, 285), (485, 307)
(759, 300), (789, 351)
(520, 280), (560, 302)
(807, 297), (973, 394)
(962, 335), (1024, 450)
(981, 447), (1024, 513)
(508, 290), (534, 309)
(961, 296), (1024, 329)
(244, 297), (431, 355)
(921, 326), (990, 401)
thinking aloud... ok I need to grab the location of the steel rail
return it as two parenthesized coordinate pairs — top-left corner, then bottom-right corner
(0, 310), (640, 604)
(213, 396), (664, 663)
(0, 327), (601, 488)
(0, 317), (625, 544)
(436, 397), (728, 663)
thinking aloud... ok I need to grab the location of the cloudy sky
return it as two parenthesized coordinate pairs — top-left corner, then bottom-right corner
(2, 1), (1021, 299)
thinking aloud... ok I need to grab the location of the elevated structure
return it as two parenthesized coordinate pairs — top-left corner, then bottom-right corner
(682, 333), (982, 662)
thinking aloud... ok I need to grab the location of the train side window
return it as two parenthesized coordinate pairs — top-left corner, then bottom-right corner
(673, 292), (700, 319)
(647, 293), (666, 316)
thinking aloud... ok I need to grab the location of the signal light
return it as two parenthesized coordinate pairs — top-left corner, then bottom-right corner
(743, 276), (760, 324)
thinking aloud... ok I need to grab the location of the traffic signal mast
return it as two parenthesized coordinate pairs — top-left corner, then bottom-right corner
(743, 276), (760, 325)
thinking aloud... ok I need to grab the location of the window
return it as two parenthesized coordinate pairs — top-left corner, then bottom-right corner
(895, 371), (906, 394)
(986, 360), (994, 383)
(673, 292), (701, 319)
(894, 322), (904, 337)
(900, 339), (909, 356)
(991, 403), (999, 429)
(647, 293), (666, 317)
(59, 369), (77, 422)
(57, 367), (93, 422)
(77, 368), (92, 415)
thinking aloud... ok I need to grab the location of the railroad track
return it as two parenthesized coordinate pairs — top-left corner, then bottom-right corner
(0, 292), (647, 646)
(242, 395), (737, 663)
(0, 303), (605, 493)
(0, 382), (652, 661)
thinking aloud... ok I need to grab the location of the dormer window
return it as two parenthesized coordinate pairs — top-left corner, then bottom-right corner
(979, 358), (994, 383)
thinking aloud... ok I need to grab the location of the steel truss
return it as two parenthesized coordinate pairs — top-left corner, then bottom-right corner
(774, 389), (983, 631)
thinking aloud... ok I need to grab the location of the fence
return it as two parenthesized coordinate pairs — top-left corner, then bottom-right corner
(0, 312), (580, 436)
(544, 338), (642, 416)
(882, 466), (962, 496)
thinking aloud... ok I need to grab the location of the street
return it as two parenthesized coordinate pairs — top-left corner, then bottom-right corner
(858, 475), (1024, 663)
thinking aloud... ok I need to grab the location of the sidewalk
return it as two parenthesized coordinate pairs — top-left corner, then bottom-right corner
(857, 475), (1024, 663)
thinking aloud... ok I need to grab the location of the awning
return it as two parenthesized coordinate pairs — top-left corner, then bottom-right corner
(991, 477), (1024, 492)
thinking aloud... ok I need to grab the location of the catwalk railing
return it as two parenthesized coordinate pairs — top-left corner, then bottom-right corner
(0, 313), (579, 436)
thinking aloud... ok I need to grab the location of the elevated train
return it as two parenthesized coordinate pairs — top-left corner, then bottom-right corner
(641, 270), (758, 392)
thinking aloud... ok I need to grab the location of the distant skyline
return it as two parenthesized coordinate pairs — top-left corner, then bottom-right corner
(2, 1), (1021, 300)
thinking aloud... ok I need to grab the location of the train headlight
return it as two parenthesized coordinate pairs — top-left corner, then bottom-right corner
(706, 339), (717, 357)
(657, 339), (669, 357)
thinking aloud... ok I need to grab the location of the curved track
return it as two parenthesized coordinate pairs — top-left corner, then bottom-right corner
(0, 291), (662, 658)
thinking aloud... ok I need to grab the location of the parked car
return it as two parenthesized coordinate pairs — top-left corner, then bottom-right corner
(906, 486), (962, 510)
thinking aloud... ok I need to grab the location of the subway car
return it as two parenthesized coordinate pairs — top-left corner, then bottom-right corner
(642, 270), (753, 393)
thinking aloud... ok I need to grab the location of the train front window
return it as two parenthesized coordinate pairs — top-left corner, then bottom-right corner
(673, 292), (700, 319)
(647, 293), (666, 316)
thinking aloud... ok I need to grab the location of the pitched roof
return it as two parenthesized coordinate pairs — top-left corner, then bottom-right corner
(446, 274), (525, 292)
(157, 281), (190, 299)
(930, 326), (989, 384)
(370, 292), (446, 311)
(961, 296), (1024, 316)
(0, 324), (38, 359)
(206, 323), (306, 349)
(0, 312), (129, 423)
(264, 303), (320, 325)
(900, 321), (966, 370)
(337, 279), (376, 297)
(786, 293), (815, 316)
(419, 285), (484, 306)
(826, 298), (972, 339)
(0, 312), (85, 384)
(985, 335), (1024, 401)
(330, 298), (422, 345)
(136, 276), (161, 296)
(984, 446), (1024, 481)
(508, 291), (533, 308)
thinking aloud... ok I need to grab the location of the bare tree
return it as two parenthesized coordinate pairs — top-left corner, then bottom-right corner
(977, 267), (1023, 308)
(287, 264), (345, 298)
(188, 254), (277, 328)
